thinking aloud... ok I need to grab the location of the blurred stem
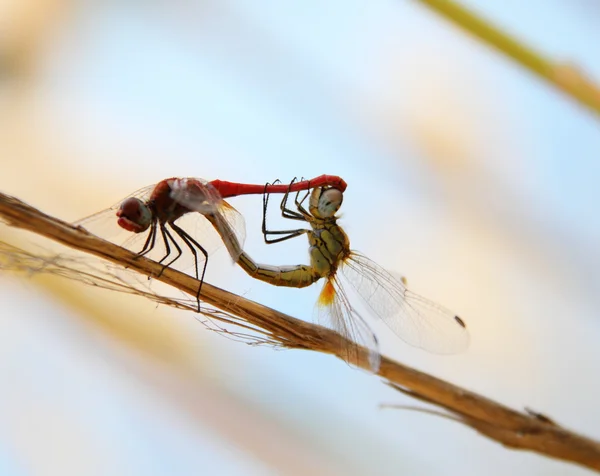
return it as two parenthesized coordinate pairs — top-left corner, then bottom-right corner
(2, 191), (600, 472)
(415, 0), (600, 118)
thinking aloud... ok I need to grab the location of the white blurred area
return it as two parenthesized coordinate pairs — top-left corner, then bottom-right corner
(1, 0), (600, 475)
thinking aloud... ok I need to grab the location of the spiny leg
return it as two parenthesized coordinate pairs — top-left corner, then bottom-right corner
(294, 179), (311, 216)
(264, 228), (309, 244)
(167, 224), (199, 280)
(169, 222), (209, 283)
(135, 222), (158, 280)
(261, 179), (281, 236)
(261, 179), (306, 239)
(281, 179), (312, 221)
(292, 175), (310, 207)
(280, 178), (306, 221)
(136, 221), (157, 257)
(155, 224), (183, 278)
(261, 179), (281, 240)
(170, 222), (209, 311)
(261, 178), (309, 244)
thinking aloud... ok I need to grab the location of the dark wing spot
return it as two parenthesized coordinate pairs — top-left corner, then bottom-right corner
(454, 315), (466, 328)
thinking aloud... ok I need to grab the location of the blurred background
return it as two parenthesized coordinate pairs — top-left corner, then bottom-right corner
(1, 0), (599, 474)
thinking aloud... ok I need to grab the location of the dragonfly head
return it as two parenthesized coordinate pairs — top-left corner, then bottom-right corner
(117, 197), (153, 233)
(309, 187), (343, 219)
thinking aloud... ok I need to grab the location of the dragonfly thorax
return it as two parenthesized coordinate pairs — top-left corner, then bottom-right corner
(149, 179), (193, 224)
(308, 223), (350, 278)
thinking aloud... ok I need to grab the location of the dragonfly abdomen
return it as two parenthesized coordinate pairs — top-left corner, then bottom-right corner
(237, 252), (320, 288)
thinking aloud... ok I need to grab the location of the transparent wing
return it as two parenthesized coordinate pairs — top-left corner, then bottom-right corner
(215, 201), (246, 261)
(170, 178), (246, 262)
(340, 252), (469, 354)
(74, 183), (155, 228)
(314, 278), (381, 372)
(73, 184), (156, 249)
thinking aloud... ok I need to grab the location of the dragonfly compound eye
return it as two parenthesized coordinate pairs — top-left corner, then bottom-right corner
(117, 197), (152, 233)
(316, 188), (343, 218)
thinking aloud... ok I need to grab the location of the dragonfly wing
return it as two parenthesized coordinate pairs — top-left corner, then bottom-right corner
(170, 179), (246, 262)
(314, 278), (381, 372)
(169, 178), (217, 214)
(74, 183), (155, 226)
(73, 184), (156, 246)
(214, 201), (246, 262)
(340, 252), (469, 354)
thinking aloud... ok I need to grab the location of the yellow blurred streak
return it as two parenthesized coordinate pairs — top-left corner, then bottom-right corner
(414, 0), (600, 118)
(0, 110), (132, 215)
(405, 73), (476, 173)
(384, 40), (505, 176)
(0, 0), (70, 79)
(37, 274), (201, 365)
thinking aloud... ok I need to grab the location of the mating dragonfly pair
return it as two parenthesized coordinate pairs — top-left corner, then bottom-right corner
(78, 175), (469, 371)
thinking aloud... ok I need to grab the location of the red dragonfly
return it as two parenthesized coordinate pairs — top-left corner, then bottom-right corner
(76, 175), (346, 307)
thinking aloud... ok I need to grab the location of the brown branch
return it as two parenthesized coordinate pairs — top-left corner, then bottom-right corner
(1, 191), (599, 472)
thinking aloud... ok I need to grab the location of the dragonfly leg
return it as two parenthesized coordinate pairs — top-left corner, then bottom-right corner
(294, 188), (311, 216)
(168, 223), (199, 281)
(262, 198), (308, 244)
(279, 178), (309, 221)
(136, 221), (157, 257)
(261, 180), (300, 238)
(135, 222), (158, 281)
(262, 178), (282, 210)
(262, 180), (310, 244)
(170, 221), (209, 311)
(293, 176), (311, 215)
(155, 224), (183, 278)
(261, 179), (279, 220)
(264, 228), (309, 244)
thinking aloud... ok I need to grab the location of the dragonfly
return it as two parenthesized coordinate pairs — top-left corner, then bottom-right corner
(208, 179), (470, 371)
(76, 175), (347, 308)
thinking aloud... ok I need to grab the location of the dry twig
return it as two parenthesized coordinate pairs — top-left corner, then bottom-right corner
(1, 191), (599, 472)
